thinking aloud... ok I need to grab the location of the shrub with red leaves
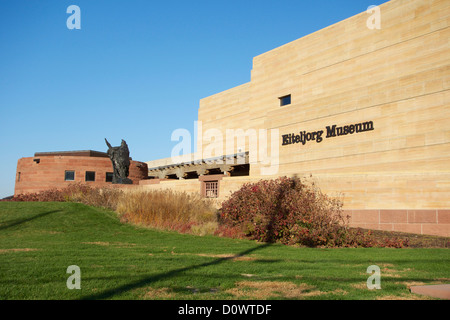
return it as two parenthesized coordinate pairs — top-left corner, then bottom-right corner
(219, 176), (408, 248)
(9, 183), (122, 211)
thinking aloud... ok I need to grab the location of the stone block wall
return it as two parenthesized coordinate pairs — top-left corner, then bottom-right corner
(15, 155), (148, 195)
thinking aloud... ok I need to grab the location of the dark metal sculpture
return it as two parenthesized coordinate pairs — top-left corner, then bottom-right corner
(105, 138), (133, 184)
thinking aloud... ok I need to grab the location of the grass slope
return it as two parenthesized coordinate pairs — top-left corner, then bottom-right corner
(0, 202), (449, 300)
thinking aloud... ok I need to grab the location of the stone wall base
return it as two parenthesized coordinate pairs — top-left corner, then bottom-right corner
(345, 209), (450, 237)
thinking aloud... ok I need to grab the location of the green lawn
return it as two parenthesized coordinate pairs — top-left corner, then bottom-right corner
(0, 202), (448, 300)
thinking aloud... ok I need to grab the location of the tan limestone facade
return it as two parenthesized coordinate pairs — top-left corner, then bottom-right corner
(143, 0), (450, 237)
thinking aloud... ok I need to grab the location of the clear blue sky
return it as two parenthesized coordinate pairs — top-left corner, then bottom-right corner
(0, 0), (387, 198)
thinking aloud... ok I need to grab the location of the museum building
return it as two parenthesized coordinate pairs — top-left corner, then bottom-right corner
(14, 0), (449, 237)
(142, 0), (450, 237)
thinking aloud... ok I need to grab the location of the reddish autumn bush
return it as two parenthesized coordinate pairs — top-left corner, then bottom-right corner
(12, 188), (69, 202)
(10, 183), (122, 211)
(219, 176), (408, 248)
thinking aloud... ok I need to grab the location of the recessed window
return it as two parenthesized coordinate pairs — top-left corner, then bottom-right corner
(17, 172), (21, 182)
(205, 181), (219, 198)
(279, 95), (291, 106)
(105, 172), (114, 183)
(65, 171), (75, 181)
(85, 171), (96, 182)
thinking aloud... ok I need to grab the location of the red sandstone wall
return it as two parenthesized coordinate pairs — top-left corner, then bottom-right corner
(14, 156), (148, 195)
(346, 209), (450, 237)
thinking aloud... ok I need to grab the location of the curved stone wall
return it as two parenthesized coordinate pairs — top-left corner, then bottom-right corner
(14, 154), (148, 195)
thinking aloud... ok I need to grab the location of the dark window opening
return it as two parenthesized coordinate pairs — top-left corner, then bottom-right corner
(65, 171), (75, 181)
(230, 164), (250, 177)
(85, 171), (96, 182)
(17, 172), (21, 182)
(106, 172), (114, 182)
(207, 168), (222, 175)
(185, 171), (200, 180)
(279, 95), (291, 106)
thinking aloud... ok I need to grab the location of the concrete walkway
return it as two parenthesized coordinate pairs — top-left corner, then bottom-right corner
(410, 284), (450, 300)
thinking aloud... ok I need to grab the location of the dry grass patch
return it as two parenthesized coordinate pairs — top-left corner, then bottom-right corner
(379, 267), (401, 278)
(196, 253), (256, 261)
(331, 288), (348, 295)
(341, 263), (366, 268)
(82, 241), (111, 246)
(169, 252), (258, 262)
(0, 248), (39, 254)
(400, 281), (428, 289)
(398, 278), (450, 290)
(241, 274), (257, 278)
(143, 287), (174, 300)
(226, 281), (323, 299)
(82, 241), (136, 248)
(191, 222), (219, 236)
(377, 294), (432, 300)
(351, 282), (369, 290)
(359, 264), (410, 279)
(117, 189), (217, 234)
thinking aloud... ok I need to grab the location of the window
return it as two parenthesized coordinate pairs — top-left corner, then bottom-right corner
(65, 171), (75, 181)
(279, 95), (291, 106)
(105, 172), (114, 182)
(85, 171), (96, 182)
(17, 172), (21, 182)
(205, 181), (219, 198)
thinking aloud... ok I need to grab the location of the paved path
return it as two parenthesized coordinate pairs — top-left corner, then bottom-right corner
(410, 284), (450, 300)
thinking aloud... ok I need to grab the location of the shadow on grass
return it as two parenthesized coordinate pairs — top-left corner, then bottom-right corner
(0, 210), (61, 231)
(80, 242), (272, 300)
(81, 180), (288, 300)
